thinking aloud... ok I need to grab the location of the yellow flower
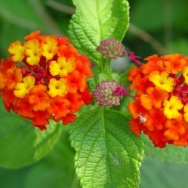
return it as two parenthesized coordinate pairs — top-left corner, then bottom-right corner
(14, 76), (35, 98)
(163, 96), (183, 119)
(41, 36), (57, 60)
(183, 104), (188, 122)
(48, 78), (68, 97)
(183, 66), (188, 85)
(8, 41), (25, 62)
(49, 57), (75, 77)
(24, 39), (41, 65)
(149, 71), (174, 92)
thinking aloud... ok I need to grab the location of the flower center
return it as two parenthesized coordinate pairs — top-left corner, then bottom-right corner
(171, 75), (188, 104)
(20, 62), (49, 85)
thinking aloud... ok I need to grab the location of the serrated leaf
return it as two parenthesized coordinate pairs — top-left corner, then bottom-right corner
(0, 99), (62, 169)
(68, 0), (129, 65)
(143, 135), (188, 163)
(70, 107), (144, 188)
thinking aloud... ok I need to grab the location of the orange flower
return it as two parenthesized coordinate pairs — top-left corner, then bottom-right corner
(0, 68), (22, 90)
(128, 54), (188, 147)
(28, 85), (50, 111)
(48, 96), (70, 121)
(142, 54), (165, 74)
(130, 119), (143, 136)
(0, 31), (93, 130)
(129, 74), (151, 95)
(0, 59), (22, 90)
(140, 87), (168, 110)
(163, 54), (188, 74)
(128, 66), (140, 81)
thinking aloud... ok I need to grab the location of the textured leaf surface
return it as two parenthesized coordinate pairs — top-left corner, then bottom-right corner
(0, 99), (62, 169)
(70, 107), (144, 188)
(143, 135), (188, 163)
(68, 0), (129, 65)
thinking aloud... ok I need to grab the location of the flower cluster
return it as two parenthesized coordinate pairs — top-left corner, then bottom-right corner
(93, 81), (128, 107)
(97, 38), (126, 59)
(0, 31), (93, 130)
(128, 54), (188, 147)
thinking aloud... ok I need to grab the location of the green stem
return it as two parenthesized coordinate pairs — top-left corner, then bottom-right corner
(106, 59), (112, 75)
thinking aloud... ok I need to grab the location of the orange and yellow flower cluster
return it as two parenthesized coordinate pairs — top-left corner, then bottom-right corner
(128, 54), (188, 147)
(0, 31), (93, 130)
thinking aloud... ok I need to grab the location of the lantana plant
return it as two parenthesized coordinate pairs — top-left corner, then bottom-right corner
(1, 0), (188, 188)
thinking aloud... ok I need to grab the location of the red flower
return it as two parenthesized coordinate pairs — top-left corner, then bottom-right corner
(128, 54), (188, 147)
(0, 31), (93, 130)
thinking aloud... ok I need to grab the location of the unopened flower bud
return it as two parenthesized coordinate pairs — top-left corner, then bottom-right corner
(93, 81), (128, 107)
(97, 38), (126, 59)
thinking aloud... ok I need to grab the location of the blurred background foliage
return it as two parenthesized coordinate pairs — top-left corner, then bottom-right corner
(1, 0), (188, 187)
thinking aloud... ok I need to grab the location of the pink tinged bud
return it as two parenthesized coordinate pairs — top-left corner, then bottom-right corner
(113, 85), (127, 96)
(97, 38), (126, 59)
(113, 85), (133, 98)
(127, 51), (142, 66)
(93, 81), (130, 107)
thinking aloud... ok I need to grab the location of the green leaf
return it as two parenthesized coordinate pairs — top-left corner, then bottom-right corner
(0, 167), (29, 188)
(140, 157), (188, 188)
(143, 135), (188, 163)
(70, 107), (144, 188)
(0, 0), (61, 34)
(0, 99), (62, 169)
(68, 0), (129, 65)
(0, 0), (44, 30)
(24, 126), (81, 188)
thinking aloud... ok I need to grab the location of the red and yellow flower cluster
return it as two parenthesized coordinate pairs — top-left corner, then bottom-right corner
(128, 54), (188, 147)
(0, 31), (93, 130)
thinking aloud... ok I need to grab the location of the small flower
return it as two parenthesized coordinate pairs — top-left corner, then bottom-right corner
(8, 41), (25, 62)
(183, 66), (188, 84)
(149, 71), (174, 92)
(0, 31), (93, 129)
(93, 81), (128, 107)
(128, 54), (188, 147)
(126, 51), (142, 66)
(0, 62), (22, 90)
(183, 104), (188, 122)
(14, 76), (35, 98)
(24, 39), (42, 65)
(163, 54), (187, 74)
(163, 96), (183, 119)
(49, 57), (75, 77)
(140, 87), (168, 110)
(97, 38), (126, 59)
(48, 78), (68, 97)
(28, 85), (50, 111)
(41, 36), (57, 60)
